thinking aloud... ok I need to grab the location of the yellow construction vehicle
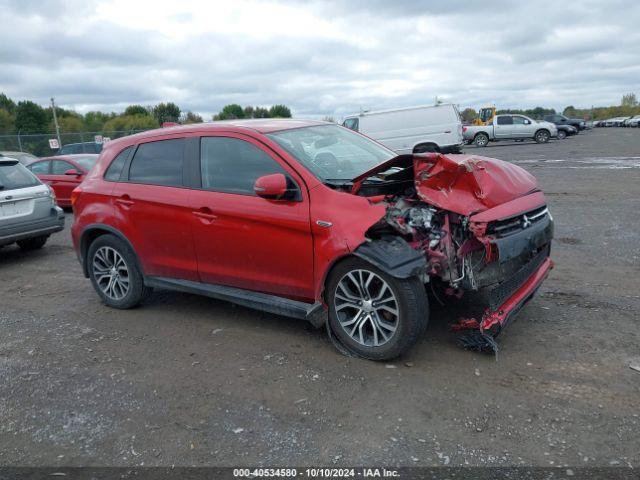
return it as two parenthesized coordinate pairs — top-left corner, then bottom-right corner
(473, 105), (496, 126)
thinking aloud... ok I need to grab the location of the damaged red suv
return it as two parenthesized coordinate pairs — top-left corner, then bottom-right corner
(71, 120), (553, 360)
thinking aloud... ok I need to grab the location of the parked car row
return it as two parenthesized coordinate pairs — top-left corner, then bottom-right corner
(593, 116), (640, 127)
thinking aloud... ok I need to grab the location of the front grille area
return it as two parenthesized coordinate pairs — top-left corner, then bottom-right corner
(486, 205), (549, 238)
(487, 244), (550, 311)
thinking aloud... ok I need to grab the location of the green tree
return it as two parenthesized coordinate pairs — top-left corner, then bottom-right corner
(124, 104), (149, 116)
(253, 107), (270, 118)
(269, 104), (291, 118)
(152, 102), (181, 124)
(460, 108), (477, 123)
(0, 108), (14, 134)
(15, 100), (48, 134)
(182, 111), (203, 124)
(215, 104), (245, 120)
(621, 93), (638, 107)
(0, 93), (16, 114)
(102, 114), (159, 134)
(243, 106), (255, 118)
(57, 116), (85, 133)
(83, 111), (115, 131)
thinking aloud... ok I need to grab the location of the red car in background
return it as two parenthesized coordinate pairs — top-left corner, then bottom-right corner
(71, 120), (553, 360)
(26, 154), (99, 207)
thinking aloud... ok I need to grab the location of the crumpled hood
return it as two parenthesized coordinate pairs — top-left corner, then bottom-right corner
(351, 153), (538, 216)
(414, 154), (538, 215)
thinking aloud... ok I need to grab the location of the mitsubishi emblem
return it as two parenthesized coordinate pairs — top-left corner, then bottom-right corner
(522, 214), (531, 229)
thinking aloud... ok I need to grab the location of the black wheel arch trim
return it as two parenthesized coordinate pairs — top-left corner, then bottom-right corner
(352, 236), (428, 279)
(79, 224), (142, 278)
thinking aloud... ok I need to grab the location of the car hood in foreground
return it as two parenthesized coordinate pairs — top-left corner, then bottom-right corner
(351, 153), (539, 216)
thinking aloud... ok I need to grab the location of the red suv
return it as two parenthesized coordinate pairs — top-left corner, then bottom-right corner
(72, 120), (553, 360)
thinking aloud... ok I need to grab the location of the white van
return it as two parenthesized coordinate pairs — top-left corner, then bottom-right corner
(342, 104), (464, 154)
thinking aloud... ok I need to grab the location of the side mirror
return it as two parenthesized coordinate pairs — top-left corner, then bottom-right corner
(65, 168), (82, 176)
(254, 173), (289, 200)
(524, 120), (531, 124)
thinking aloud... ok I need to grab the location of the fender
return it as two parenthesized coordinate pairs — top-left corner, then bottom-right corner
(79, 223), (142, 278)
(353, 236), (427, 279)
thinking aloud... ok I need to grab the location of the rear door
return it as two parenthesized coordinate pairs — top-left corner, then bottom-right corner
(112, 137), (198, 281)
(188, 133), (314, 300)
(27, 160), (51, 183)
(494, 115), (514, 138)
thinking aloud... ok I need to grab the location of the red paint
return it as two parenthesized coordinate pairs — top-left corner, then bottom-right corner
(72, 121), (552, 337)
(29, 155), (98, 207)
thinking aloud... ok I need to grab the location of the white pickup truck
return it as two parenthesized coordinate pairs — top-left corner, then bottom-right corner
(463, 114), (558, 146)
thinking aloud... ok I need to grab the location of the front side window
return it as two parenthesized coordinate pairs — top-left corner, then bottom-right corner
(129, 139), (184, 187)
(512, 116), (527, 125)
(74, 155), (98, 172)
(52, 160), (75, 175)
(28, 161), (50, 174)
(343, 118), (359, 131)
(267, 124), (395, 181)
(200, 137), (286, 195)
(497, 116), (513, 125)
(0, 163), (40, 190)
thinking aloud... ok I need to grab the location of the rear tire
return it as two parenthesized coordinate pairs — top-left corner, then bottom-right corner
(87, 234), (152, 309)
(474, 132), (489, 147)
(413, 143), (439, 153)
(534, 129), (550, 143)
(17, 235), (48, 251)
(326, 257), (428, 360)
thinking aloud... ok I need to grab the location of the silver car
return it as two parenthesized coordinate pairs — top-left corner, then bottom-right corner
(0, 157), (65, 250)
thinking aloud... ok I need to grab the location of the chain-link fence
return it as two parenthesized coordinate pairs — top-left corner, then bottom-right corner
(0, 129), (154, 157)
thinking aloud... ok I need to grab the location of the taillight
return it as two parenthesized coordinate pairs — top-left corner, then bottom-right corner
(70, 186), (83, 208)
(462, 126), (467, 132)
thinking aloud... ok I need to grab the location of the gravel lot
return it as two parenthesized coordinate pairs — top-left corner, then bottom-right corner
(1, 128), (639, 468)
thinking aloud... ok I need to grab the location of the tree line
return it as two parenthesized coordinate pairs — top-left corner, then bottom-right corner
(0, 93), (292, 136)
(459, 93), (639, 123)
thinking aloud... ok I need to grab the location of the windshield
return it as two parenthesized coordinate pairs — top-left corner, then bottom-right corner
(0, 163), (40, 190)
(74, 155), (98, 171)
(267, 124), (395, 181)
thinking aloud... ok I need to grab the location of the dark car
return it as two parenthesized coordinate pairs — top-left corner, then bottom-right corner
(555, 124), (577, 139)
(26, 154), (99, 207)
(544, 114), (586, 131)
(71, 120), (553, 360)
(57, 142), (103, 155)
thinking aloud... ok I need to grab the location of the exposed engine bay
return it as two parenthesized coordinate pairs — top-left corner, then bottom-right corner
(342, 153), (555, 351)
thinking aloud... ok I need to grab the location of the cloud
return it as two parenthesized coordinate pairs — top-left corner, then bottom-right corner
(0, 0), (638, 119)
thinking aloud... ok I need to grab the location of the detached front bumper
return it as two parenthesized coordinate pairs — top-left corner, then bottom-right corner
(480, 254), (553, 335)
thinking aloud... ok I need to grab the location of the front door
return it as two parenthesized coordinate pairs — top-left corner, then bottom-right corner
(494, 115), (514, 138)
(50, 159), (83, 205)
(189, 134), (314, 301)
(112, 137), (198, 281)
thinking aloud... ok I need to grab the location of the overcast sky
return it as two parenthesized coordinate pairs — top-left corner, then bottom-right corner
(1, 0), (639, 119)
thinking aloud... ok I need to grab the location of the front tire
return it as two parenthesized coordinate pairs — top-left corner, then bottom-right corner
(87, 234), (152, 309)
(17, 235), (48, 251)
(474, 132), (489, 147)
(535, 129), (550, 143)
(557, 130), (567, 140)
(326, 257), (428, 360)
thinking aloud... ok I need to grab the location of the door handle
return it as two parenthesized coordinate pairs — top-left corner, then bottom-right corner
(193, 207), (217, 223)
(115, 195), (134, 208)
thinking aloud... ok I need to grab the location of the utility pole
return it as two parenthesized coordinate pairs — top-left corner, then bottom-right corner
(50, 97), (62, 148)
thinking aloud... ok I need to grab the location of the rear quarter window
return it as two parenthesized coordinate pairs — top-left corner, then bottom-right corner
(104, 147), (132, 181)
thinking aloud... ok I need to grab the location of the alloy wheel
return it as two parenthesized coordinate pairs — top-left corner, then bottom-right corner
(92, 246), (130, 300)
(333, 269), (399, 347)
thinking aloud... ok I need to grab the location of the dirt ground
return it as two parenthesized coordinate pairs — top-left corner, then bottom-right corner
(1, 128), (639, 468)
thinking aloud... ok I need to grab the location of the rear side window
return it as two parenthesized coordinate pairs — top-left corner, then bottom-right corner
(28, 161), (50, 174)
(497, 116), (513, 125)
(52, 160), (75, 174)
(129, 139), (185, 187)
(343, 118), (359, 131)
(200, 137), (286, 195)
(0, 163), (40, 190)
(104, 147), (131, 181)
